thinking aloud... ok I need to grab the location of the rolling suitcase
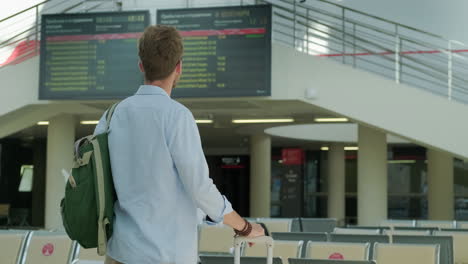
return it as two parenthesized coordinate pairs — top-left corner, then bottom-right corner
(233, 236), (274, 264)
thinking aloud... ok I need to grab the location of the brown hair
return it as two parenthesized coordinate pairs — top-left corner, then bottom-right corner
(138, 25), (184, 82)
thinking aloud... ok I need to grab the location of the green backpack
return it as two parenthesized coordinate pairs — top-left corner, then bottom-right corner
(60, 103), (118, 256)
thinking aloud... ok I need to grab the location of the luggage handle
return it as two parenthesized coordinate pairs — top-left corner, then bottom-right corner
(234, 236), (274, 264)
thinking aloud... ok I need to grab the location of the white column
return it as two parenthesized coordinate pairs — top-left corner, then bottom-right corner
(328, 143), (346, 224)
(249, 133), (271, 217)
(427, 149), (454, 220)
(45, 114), (75, 230)
(357, 125), (387, 226)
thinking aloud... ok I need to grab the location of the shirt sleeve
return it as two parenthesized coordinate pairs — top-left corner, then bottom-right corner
(167, 107), (233, 223)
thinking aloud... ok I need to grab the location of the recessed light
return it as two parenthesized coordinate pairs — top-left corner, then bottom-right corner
(321, 147), (329, 151)
(315, 117), (349, 122)
(37, 121), (49, 126)
(80, 120), (100, 125)
(344, 146), (358, 151)
(195, 119), (213, 124)
(232, 118), (294, 124)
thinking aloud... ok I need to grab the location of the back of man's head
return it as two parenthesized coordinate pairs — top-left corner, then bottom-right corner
(138, 25), (183, 82)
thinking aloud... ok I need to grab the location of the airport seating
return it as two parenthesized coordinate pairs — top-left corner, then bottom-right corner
(456, 221), (468, 229)
(329, 234), (388, 260)
(333, 228), (380, 235)
(256, 218), (292, 233)
(244, 240), (303, 264)
(380, 219), (416, 228)
(417, 220), (455, 229)
(73, 246), (105, 261)
(288, 259), (375, 264)
(301, 218), (337, 233)
(393, 235), (453, 264)
(383, 229), (431, 236)
(272, 232), (328, 257)
(198, 224), (235, 255)
(22, 230), (75, 264)
(305, 242), (370, 261)
(71, 260), (104, 264)
(434, 230), (468, 264)
(373, 243), (439, 264)
(200, 255), (283, 264)
(0, 229), (30, 264)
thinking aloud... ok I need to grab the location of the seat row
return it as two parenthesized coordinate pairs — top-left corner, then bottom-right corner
(381, 219), (468, 229)
(0, 229), (104, 264)
(200, 240), (439, 264)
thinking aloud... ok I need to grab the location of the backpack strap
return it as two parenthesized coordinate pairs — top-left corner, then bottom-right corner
(105, 103), (119, 132)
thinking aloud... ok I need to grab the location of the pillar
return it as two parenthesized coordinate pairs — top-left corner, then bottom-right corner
(250, 133), (271, 217)
(427, 149), (454, 220)
(357, 125), (387, 226)
(45, 114), (75, 230)
(328, 143), (346, 224)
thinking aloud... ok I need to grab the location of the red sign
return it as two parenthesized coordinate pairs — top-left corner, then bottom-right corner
(281, 148), (304, 165)
(42, 243), (54, 256)
(329, 252), (344, 260)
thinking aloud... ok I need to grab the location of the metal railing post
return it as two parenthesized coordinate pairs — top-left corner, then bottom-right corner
(395, 35), (401, 84)
(448, 41), (453, 100)
(342, 8), (345, 63)
(352, 23), (356, 68)
(306, 9), (309, 54)
(35, 5), (39, 51)
(293, 1), (296, 48)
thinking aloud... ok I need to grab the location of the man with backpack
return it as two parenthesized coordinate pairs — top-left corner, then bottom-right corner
(94, 25), (265, 264)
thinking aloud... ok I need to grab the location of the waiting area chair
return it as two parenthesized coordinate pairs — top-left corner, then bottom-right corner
(417, 220), (455, 229)
(200, 255), (283, 264)
(380, 219), (416, 228)
(383, 229), (431, 236)
(244, 240), (303, 264)
(23, 230), (75, 264)
(0, 229), (30, 264)
(305, 242), (370, 261)
(333, 228), (380, 235)
(434, 230), (468, 264)
(373, 243), (439, 264)
(256, 218), (293, 233)
(198, 224), (235, 255)
(289, 260), (375, 264)
(74, 246), (105, 261)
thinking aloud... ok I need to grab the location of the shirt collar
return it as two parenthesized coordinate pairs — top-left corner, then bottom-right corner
(135, 85), (170, 97)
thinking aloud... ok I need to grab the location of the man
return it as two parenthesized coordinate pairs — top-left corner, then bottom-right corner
(94, 25), (265, 264)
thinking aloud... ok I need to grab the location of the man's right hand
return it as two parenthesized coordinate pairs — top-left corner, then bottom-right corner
(247, 222), (265, 238)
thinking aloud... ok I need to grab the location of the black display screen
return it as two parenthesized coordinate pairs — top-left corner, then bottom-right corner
(157, 5), (271, 98)
(39, 11), (150, 100)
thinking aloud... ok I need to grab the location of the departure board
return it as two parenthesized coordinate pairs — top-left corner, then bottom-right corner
(157, 5), (271, 98)
(39, 11), (150, 100)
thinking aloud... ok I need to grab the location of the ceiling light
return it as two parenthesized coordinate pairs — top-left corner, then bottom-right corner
(388, 160), (416, 164)
(344, 146), (358, 151)
(37, 121), (49, 126)
(196, 119), (213, 124)
(315, 117), (349, 122)
(321, 147), (329, 151)
(232, 118), (294, 124)
(80, 120), (100, 125)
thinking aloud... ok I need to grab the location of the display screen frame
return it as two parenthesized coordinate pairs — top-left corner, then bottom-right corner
(38, 10), (150, 100)
(157, 4), (272, 98)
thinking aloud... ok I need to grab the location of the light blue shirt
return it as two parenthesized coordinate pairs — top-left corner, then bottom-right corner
(94, 85), (233, 264)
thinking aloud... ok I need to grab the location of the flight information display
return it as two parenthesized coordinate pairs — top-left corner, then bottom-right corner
(157, 5), (271, 98)
(39, 11), (150, 100)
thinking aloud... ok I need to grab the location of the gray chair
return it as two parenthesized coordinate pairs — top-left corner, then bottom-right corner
(301, 218), (337, 233)
(393, 235), (452, 264)
(291, 218), (301, 232)
(329, 234), (389, 260)
(289, 259), (375, 264)
(272, 232), (328, 257)
(200, 255), (283, 264)
(393, 226), (438, 234)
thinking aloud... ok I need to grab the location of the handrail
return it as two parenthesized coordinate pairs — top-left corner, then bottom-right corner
(265, 0), (468, 103)
(0, 0), (50, 23)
